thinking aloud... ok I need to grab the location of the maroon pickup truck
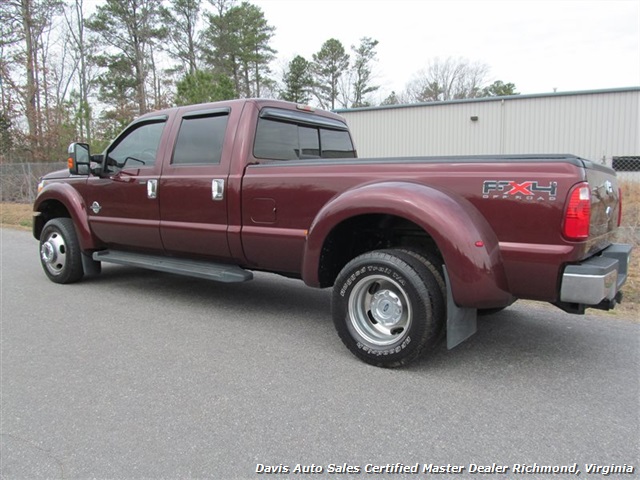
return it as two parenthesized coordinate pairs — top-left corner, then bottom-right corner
(33, 98), (632, 367)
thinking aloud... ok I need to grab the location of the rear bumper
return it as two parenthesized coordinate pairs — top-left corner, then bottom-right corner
(559, 244), (632, 307)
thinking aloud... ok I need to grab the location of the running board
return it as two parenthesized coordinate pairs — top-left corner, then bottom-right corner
(93, 250), (253, 283)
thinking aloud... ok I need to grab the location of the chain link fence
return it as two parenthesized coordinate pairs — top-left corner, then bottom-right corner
(611, 157), (640, 182)
(1, 162), (67, 203)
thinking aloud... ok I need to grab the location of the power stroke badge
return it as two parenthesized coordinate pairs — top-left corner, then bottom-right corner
(482, 180), (558, 201)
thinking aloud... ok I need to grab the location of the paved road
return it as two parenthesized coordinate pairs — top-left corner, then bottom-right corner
(1, 227), (638, 479)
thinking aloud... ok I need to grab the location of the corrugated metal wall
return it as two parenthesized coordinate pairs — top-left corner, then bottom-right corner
(339, 88), (640, 168)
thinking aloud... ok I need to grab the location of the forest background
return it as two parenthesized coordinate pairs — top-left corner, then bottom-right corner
(0, 0), (522, 163)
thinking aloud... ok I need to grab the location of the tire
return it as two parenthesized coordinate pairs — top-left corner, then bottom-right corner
(332, 249), (445, 368)
(478, 306), (508, 316)
(399, 248), (446, 299)
(39, 218), (84, 284)
(400, 247), (510, 317)
(399, 248), (447, 339)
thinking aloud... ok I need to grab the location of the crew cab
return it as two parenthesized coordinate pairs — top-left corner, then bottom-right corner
(33, 99), (632, 367)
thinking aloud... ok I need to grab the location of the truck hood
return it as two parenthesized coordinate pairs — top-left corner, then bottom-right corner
(42, 168), (72, 180)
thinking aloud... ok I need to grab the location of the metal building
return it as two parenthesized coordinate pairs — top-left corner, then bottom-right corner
(337, 87), (640, 180)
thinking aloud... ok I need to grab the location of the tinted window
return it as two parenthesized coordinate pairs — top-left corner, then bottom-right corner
(254, 118), (354, 160)
(254, 119), (298, 160)
(108, 121), (165, 169)
(320, 129), (356, 158)
(172, 114), (229, 165)
(299, 126), (320, 158)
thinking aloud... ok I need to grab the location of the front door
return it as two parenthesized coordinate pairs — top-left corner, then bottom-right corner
(85, 118), (168, 251)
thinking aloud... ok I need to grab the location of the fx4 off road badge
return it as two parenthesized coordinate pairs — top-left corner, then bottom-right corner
(482, 180), (557, 201)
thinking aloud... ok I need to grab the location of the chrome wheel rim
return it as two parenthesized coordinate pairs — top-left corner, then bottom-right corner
(40, 231), (67, 276)
(348, 275), (412, 346)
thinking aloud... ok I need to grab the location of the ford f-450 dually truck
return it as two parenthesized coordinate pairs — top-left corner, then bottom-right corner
(33, 99), (632, 367)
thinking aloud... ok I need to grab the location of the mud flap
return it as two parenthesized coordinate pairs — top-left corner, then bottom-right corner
(443, 267), (477, 349)
(82, 252), (101, 277)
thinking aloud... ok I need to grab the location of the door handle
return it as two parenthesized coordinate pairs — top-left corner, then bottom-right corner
(147, 179), (158, 199)
(212, 179), (224, 201)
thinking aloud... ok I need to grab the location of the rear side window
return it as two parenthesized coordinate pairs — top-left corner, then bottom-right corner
(172, 114), (229, 165)
(320, 129), (356, 158)
(254, 117), (355, 161)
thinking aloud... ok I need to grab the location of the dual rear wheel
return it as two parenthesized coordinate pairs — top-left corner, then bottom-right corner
(332, 249), (447, 368)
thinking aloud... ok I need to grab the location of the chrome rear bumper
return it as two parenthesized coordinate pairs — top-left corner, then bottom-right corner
(560, 244), (632, 306)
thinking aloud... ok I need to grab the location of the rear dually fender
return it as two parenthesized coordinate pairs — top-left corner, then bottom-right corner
(303, 181), (513, 309)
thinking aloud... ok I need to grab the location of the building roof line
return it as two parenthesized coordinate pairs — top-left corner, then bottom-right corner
(334, 86), (640, 114)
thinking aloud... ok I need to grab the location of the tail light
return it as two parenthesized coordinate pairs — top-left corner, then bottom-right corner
(563, 182), (591, 240)
(618, 188), (623, 227)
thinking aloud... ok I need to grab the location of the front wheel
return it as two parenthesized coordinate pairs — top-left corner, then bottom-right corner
(332, 250), (445, 367)
(39, 218), (84, 284)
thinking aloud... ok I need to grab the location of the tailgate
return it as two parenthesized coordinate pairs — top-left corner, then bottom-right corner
(583, 161), (620, 241)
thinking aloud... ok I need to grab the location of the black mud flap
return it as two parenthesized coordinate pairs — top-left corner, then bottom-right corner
(443, 268), (478, 349)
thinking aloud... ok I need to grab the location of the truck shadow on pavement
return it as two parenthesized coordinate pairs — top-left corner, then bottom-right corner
(94, 264), (627, 372)
(96, 264), (332, 321)
(412, 305), (628, 374)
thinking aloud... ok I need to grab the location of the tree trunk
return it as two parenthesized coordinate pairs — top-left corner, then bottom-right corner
(21, 0), (38, 155)
(134, 40), (147, 114)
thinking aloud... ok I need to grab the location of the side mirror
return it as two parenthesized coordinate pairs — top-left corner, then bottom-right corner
(90, 154), (105, 175)
(68, 142), (91, 175)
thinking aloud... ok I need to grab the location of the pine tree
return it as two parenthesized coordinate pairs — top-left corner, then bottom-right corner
(160, 0), (202, 75)
(311, 38), (349, 110)
(202, 2), (276, 98)
(350, 37), (379, 108)
(280, 55), (313, 104)
(175, 70), (236, 105)
(87, 0), (167, 115)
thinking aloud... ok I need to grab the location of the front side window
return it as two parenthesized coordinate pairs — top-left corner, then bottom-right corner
(107, 121), (165, 170)
(172, 114), (229, 165)
(253, 117), (354, 161)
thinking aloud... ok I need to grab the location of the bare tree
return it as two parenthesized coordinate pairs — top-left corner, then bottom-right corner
(1, 0), (64, 160)
(405, 57), (490, 102)
(64, 0), (96, 142)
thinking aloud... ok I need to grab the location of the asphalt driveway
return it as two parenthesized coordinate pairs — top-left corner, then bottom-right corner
(1, 228), (638, 479)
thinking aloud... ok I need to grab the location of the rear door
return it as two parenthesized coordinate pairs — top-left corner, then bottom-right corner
(158, 107), (234, 261)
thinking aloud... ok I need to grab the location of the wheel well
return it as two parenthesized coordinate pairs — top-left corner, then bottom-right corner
(318, 214), (441, 287)
(33, 200), (71, 239)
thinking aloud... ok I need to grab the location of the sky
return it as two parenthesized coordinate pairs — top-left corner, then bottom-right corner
(251, 0), (640, 100)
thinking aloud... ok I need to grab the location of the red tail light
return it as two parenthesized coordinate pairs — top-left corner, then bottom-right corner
(563, 182), (591, 240)
(618, 188), (623, 227)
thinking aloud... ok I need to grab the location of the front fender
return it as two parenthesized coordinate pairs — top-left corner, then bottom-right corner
(33, 182), (98, 251)
(303, 181), (512, 308)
